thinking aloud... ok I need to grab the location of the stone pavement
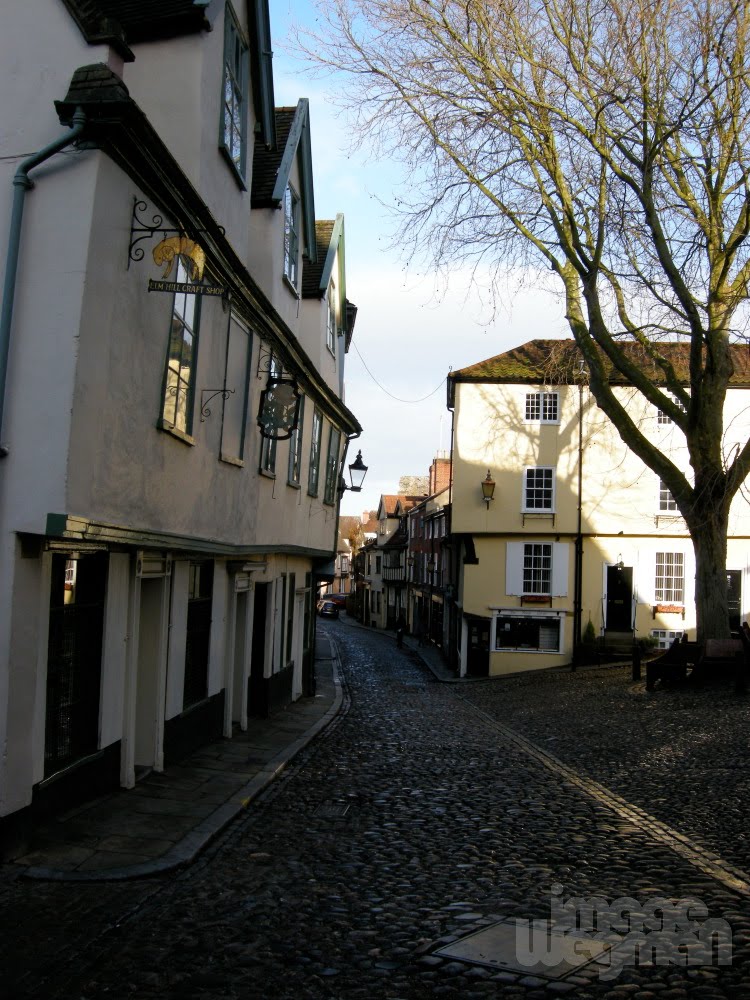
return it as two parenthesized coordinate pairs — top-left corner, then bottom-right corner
(6, 636), (342, 881)
(6, 616), (750, 1000)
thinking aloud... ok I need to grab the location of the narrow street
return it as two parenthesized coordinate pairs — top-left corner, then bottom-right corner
(3, 622), (750, 999)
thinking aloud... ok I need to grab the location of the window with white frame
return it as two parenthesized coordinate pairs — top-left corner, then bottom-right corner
(523, 467), (555, 511)
(283, 185), (300, 288)
(287, 395), (305, 484)
(307, 407), (322, 495)
(523, 543), (552, 594)
(659, 479), (678, 512)
(525, 391), (559, 423)
(655, 552), (685, 603)
(326, 277), (337, 354)
(162, 259), (201, 435)
(495, 613), (562, 652)
(657, 391), (688, 424)
(506, 542), (569, 596)
(651, 629), (685, 649)
(220, 5), (248, 180)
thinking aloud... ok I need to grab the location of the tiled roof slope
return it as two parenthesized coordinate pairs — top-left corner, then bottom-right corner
(302, 220), (335, 299)
(251, 108), (296, 207)
(381, 495), (424, 517)
(451, 339), (750, 386)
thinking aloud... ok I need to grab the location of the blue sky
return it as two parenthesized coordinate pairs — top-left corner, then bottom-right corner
(272, 2), (567, 516)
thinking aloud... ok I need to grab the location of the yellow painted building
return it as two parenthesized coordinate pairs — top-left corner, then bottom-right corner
(448, 340), (750, 676)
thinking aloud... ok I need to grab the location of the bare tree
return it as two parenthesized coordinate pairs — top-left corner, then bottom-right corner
(298, 0), (750, 640)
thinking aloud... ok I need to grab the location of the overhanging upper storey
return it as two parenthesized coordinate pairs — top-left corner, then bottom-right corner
(61, 0), (212, 60)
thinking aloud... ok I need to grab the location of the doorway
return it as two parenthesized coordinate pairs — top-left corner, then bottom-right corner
(727, 570), (742, 633)
(44, 552), (108, 778)
(249, 582), (269, 717)
(605, 564), (633, 631)
(466, 618), (490, 677)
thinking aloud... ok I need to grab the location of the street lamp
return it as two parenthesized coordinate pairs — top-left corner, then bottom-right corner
(481, 469), (496, 507)
(338, 449), (369, 493)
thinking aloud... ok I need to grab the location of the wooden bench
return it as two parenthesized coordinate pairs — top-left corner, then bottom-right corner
(693, 636), (747, 692)
(645, 639), (703, 691)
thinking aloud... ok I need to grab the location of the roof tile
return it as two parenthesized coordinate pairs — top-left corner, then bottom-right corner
(451, 338), (750, 386)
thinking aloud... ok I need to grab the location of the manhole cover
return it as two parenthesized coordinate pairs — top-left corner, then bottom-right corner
(434, 918), (609, 980)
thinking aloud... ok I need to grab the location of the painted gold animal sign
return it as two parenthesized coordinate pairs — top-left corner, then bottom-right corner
(147, 234), (225, 296)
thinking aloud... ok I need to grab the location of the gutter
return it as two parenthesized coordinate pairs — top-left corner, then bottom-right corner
(0, 108), (87, 456)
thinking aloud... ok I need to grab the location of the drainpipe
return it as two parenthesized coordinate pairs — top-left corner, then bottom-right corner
(0, 108), (87, 456)
(572, 374), (585, 670)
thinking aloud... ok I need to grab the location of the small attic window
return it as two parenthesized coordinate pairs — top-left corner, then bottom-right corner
(284, 185), (300, 289)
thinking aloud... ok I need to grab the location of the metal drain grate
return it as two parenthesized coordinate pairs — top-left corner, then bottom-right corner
(434, 918), (609, 980)
(314, 802), (352, 818)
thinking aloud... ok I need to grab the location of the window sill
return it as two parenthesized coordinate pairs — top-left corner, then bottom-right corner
(158, 420), (195, 446)
(283, 274), (300, 298)
(220, 453), (244, 468)
(218, 145), (247, 190)
(653, 604), (685, 618)
(259, 468), (276, 480)
(495, 647), (561, 654)
(287, 480), (301, 490)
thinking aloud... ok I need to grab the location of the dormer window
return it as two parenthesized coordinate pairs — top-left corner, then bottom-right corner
(283, 185), (300, 289)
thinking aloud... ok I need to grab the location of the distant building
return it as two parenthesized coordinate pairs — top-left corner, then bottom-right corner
(447, 339), (750, 676)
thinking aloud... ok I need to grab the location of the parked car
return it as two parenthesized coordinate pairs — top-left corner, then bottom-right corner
(326, 593), (347, 608)
(318, 600), (339, 619)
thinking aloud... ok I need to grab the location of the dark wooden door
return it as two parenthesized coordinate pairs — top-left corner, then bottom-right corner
(466, 619), (490, 677)
(727, 570), (742, 633)
(606, 565), (633, 631)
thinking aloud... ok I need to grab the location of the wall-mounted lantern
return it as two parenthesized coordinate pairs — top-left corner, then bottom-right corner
(338, 449), (368, 493)
(257, 377), (301, 440)
(481, 469), (496, 508)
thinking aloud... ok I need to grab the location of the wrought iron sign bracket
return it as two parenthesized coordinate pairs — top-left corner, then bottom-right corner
(200, 388), (235, 422)
(127, 197), (224, 268)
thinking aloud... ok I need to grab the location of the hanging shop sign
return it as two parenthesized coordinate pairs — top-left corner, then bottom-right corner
(128, 198), (226, 296)
(257, 377), (301, 440)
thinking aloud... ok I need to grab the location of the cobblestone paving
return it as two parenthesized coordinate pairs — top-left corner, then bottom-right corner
(3, 629), (750, 999)
(459, 663), (750, 875)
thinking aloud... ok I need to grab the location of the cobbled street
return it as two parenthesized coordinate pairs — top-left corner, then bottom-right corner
(3, 621), (750, 1000)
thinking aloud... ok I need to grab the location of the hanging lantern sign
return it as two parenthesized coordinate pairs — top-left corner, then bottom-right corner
(257, 377), (301, 440)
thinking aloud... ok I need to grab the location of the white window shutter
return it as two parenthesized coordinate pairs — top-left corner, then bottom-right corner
(551, 543), (569, 596)
(506, 543), (524, 595)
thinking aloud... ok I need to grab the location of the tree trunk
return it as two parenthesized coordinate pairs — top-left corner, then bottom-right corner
(687, 499), (731, 642)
